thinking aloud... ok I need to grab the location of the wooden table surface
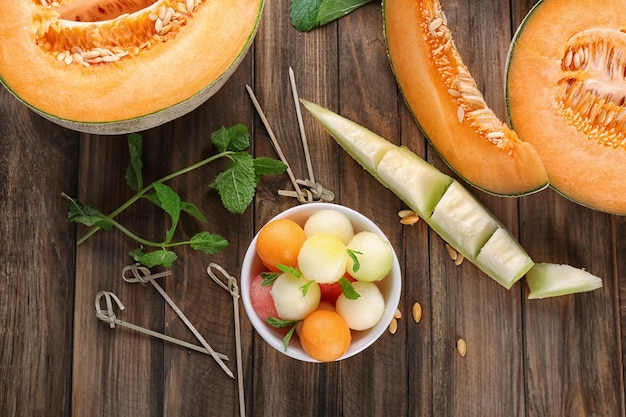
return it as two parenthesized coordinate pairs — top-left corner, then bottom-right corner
(2, 1), (625, 416)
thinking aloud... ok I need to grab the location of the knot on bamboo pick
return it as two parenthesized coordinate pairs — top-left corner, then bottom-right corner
(207, 263), (239, 299)
(122, 263), (172, 285)
(95, 291), (125, 328)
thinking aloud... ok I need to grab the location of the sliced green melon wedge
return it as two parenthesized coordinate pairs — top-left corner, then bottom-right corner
(429, 181), (500, 260)
(376, 147), (452, 219)
(526, 263), (603, 299)
(301, 99), (603, 297)
(301, 99), (530, 288)
(476, 227), (534, 289)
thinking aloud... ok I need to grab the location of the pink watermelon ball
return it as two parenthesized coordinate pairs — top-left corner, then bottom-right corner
(249, 273), (279, 322)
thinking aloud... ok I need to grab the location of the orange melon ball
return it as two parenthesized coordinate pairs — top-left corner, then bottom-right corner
(256, 218), (306, 272)
(299, 309), (351, 362)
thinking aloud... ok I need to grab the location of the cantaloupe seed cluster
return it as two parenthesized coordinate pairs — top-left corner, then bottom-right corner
(36, 0), (196, 67)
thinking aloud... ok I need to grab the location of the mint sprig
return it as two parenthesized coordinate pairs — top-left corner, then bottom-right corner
(64, 125), (286, 268)
(266, 317), (299, 351)
(290, 0), (373, 32)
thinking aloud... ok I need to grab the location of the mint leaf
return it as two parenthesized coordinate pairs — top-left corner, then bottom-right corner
(317, 0), (373, 26)
(189, 231), (228, 254)
(261, 271), (281, 286)
(211, 126), (231, 153)
(266, 318), (299, 351)
(276, 264), (301, 278)
(181, 201), (208, 223)
(64, 194), (113, 230)
(300, 280), (314, 297)
(211, 124), (250, 153)
(347, 248), (363, 273)
(253, 157), (288, 179)
(225, 124), (251, 152)
(338, 276), (360, 300)
(214, 152), (256, 214)
(125, 133), (143, 192)
(290, 0), (323, 32)
(129, 248), (177, 268)
(145, 192), (207, 224)
(153, 182), (182, 243)
(290, 0), (372, 32)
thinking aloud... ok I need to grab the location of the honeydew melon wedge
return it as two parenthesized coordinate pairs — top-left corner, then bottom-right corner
(301, 99), (532, 289)
(429, 181), (500, 260)
(301, 99), (603, 297)
(376, 147), (452, 220)
(526, 263), (603, 299)
(476, 227), (533, 289)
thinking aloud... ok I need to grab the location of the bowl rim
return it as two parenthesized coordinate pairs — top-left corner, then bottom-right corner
(240, 202), (402, 362)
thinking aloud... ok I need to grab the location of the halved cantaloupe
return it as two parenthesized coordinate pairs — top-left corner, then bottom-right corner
(0, 0), (263, 134)
(383, 0), (548, 196)
(506, 0), (626, 215)
(301, 99), (603, 296)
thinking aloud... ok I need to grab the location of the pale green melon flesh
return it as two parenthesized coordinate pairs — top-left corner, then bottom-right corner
(475, 227), (534, 289)
(300, 100), (394, 177)
(526, 263), (603, 299)
(429, 181), (500, 260)
(376, 147), (452, 219)
(302, 99), (532, 289)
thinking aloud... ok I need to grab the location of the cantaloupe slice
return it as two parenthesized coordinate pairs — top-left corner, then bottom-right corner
(506, 0), (626, 214)
(383, 0), (548, 196)
(0, 0), (264, 134)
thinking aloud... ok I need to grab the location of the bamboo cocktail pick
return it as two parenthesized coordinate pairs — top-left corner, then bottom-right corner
(122, 264), (234, 379)
(94, 290), (229, 360)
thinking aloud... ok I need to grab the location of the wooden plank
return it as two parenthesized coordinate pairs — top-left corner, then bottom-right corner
(72, 131), (168, 417)
(0, 89), (79, 416)
(412, 1), (526, 416)
(337, 4), (410, 417)
(246, 3), (345, 416)
(159, 50), (257, 417)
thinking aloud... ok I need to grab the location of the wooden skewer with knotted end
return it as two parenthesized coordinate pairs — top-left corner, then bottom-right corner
(122, 264), (234, 379)
(94, 290), (229, 359)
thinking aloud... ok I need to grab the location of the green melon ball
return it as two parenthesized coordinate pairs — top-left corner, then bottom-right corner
(346, 231), (394, 282)
(297, 234), (348, 284)
(335, 281), (385, 330)
(303, 209), (355, 244)
(271, 272), (320, 321)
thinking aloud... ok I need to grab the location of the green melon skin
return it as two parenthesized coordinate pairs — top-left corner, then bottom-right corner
(300, 99), (532, 289)
(526, 263), (603, 299)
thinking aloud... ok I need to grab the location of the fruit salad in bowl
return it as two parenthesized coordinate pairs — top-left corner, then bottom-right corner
(240, 203), (402, 362)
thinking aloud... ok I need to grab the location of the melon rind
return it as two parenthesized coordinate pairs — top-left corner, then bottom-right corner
(526, 263), (603, 299)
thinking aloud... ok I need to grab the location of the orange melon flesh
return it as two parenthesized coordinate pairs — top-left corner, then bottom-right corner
(383, 0), (549, 196)
(0, 0), (263, 134)
(506, 0), (626, 214)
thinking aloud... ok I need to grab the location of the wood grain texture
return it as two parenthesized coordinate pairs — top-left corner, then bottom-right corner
(1, 0), (625, 416)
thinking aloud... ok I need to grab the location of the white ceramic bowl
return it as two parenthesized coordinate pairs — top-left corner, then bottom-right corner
(240, 203), (402, 362)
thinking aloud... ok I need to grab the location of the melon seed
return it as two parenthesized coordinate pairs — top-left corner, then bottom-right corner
(456, 338), (467, 357)
(556, 29), (626, 150)
(411, 302), (422, 323)
(389, 317), (398, 334)
(39, 0), (197, 67)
